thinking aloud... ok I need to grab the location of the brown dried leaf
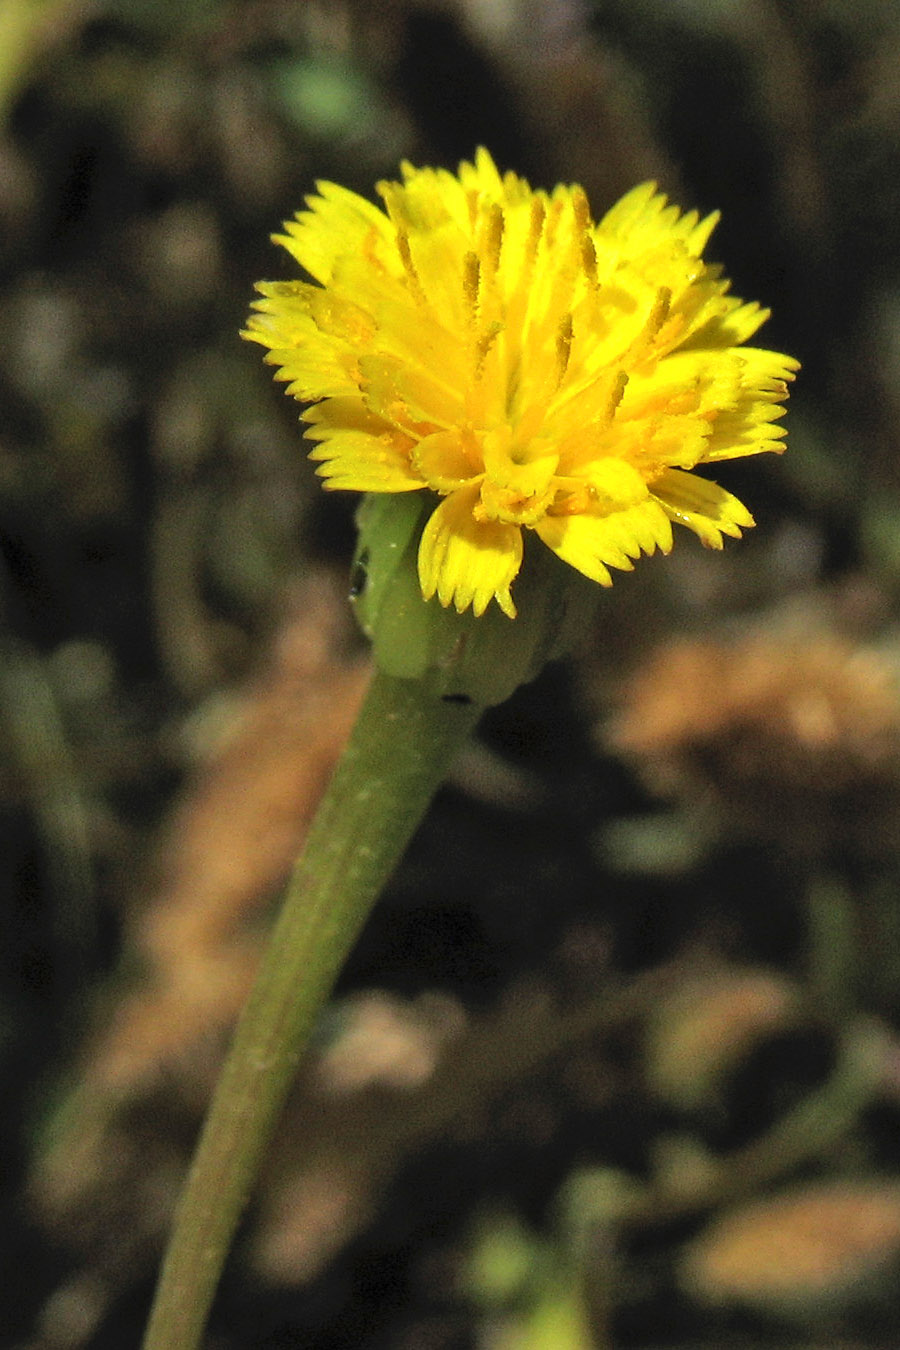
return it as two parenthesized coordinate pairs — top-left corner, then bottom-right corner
(682, 1181), (900, 1314)
(608, 618), (900, 854)
(35, 571), (368, 1224)
(645, 966), (798, 1111)
(249, 963), (685, 1287)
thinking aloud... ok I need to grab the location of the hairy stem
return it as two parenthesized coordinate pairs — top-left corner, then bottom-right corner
(142, 670), (482, 1350)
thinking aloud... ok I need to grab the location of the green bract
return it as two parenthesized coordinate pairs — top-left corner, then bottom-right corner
(352, 492), (599, 706)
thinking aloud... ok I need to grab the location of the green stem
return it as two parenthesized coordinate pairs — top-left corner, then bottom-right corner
(142, 670), (482, 1350)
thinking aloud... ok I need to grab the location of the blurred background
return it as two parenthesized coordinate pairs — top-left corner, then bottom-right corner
(4, 0), (900, 1346)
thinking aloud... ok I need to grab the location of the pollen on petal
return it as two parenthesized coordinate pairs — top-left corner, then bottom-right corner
(304, 398), (423, 492)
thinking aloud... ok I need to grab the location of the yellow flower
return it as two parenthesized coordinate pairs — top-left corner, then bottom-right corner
(244, 149), (798, 619)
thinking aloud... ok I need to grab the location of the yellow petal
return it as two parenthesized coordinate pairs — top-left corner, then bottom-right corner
(418, 485), (522, 617)
(594, 183), (719, 283)
(681, 299), (773, 350)
(250, 338), (358, 401)
(243, 283), (362, 400)
(304, 398), (423, 491)
(702, 349), (800, 461)
(360, 354), (465, 432)
(547, 369), (629, 450)
(651, 467), (754, 547)
(275, 181), (397, 286)
(621, 350), (743, 421)
(458, 146), (505, 199)
(536, 498), (673, 584)
(581, 457), (650, 508)
(412, 430), (482, 491)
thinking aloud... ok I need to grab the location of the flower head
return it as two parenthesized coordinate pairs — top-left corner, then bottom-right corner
(244, 149), (798, 619)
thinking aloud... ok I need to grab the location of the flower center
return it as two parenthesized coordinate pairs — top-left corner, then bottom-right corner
(472, 426), (559, 526)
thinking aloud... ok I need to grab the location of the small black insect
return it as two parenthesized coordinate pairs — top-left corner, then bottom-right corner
(349, 549), (370, 600)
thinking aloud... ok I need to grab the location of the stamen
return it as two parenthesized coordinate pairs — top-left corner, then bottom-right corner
(463, 251), (481, 316)
(572, 186), (590, 238)
(556, 313), (573, 380)
(647, 286), (672, 337)
(396, 230), (427, 305)
(544, 196), (564, 251)
(607, 370), (628, 422)
(474, 320), (503, 377)
(526, 197), (545, 265)
(625, 287), (673, 366)
(483, 202), (504, 276)
(581, 233), (598, 288)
